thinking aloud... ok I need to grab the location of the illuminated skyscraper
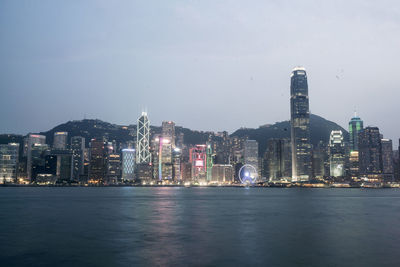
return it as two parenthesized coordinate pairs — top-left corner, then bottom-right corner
(349, 114), (363, 152)
(190, 145), (207, 182)
(136, 112), (151, 164)
(53, 132), (68, 149)
(162, 121), (176, 148)
(172, 148), (182, 181)
(329, 130), (346, 177)
(244, 140), (258, 168)
(290, 67), (312, 182)
(0, 143), (19, 183)
(107, 153), (121, 183)
(122, 149), (135, 181)
(24, 134), (46, 181)
(71, 136), (85, 181)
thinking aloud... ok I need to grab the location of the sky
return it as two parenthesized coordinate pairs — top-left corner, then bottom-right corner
(1, 0), (399, 146)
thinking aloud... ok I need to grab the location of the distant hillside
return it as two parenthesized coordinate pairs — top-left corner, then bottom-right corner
(1, 114), (347, 154)
(231, 114), (348, 155)
(38, 119), (218, 147)
(0, 134), (23, 145)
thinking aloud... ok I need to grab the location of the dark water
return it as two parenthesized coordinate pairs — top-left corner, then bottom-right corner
(1, 187), (400, 267)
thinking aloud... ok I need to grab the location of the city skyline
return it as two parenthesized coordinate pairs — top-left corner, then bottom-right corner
(1, 1), (400, 146)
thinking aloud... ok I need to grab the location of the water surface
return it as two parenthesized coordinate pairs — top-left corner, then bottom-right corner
(1, 187), (400, 266)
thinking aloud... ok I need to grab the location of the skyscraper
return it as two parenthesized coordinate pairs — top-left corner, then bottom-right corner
(381, 139), (394, 182)
(349, 114), (363, 152)
(266, 138), (292, 181)
(290, 67), (312, 182)
(190, 145), (207, 183)
(359, 127), (382, 177)
(71, 136), (85, 181)
(53, 132), (68, 149)
(0, 143), (19, 183)
(329, 130), (346, 177)
(107, 153), (121, 183)
(88, 138), (106, 183)
(243, 140), (258, 168)
(136, 112), (151, 164)
(162, 121), (176, 148)
(122, 148), (135, 181)
(24, 134), (46, 181)
(172, 147), (182, 181)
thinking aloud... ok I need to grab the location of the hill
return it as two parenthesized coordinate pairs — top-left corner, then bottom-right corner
(231, 114), (348, 155)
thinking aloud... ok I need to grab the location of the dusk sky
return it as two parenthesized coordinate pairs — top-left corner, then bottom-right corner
(1, 1), (399, 145)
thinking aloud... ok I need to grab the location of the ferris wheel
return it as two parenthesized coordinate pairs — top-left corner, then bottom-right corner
(238, 164), (258, 185)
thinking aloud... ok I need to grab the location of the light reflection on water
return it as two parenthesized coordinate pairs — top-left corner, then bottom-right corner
(1, 187), (400, 267)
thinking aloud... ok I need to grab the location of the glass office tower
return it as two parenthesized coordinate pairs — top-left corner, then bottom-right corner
(290, 67), (312, 182)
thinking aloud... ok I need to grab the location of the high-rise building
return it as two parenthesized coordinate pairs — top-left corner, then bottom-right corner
(312, 141), (328, 179)
(0, 143), (19, 183)
(211, 164), (233, 184)
(329, 130), (346, 177)
(53, 132), (68, 149)
(88, 139), (106, 183)
(206, 143), (214, 182)
(122, 149), (135, 181)
(31, 143), (49, 181)
(24, 134), (46, 181)
(54, 150), (73, 182)
(349, 151), (360, 180)
(71, 136), (85, 181)
(359, 127), (382, 177)
(152, 135), (173, 181)
(265, 139), (292, 181)
(190, 145), (207, 182)
(172, 147), (182, 181)
(162, 121), (176, 148)
(381, 139), (394, 182)
(136, 163), (153, 182)
(290, 67), (312, 182)
(243, 140), (258, 168)
(136, 112), (151, 164)
(349, 114), (363, 152)
(107, 153), (121, 183)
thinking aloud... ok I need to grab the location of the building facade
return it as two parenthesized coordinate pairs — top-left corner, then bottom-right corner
(71, 136), (85, 181)
(381, 139), (394, 182)
(266, 138), (292, 181)
(290, 67), (312, 182)
(358, 127), (382, 177)
(349, 115), (363, 152)
(329, 130), (346, 177)
(136, 112), (151, 164)
(122, 148), (135, 181)
(0, 143), (19, 183)
(53, 132), (68, 149)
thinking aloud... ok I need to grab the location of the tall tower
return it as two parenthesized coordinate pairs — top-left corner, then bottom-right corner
(290, 67), (312, 182)
(358, 127), (382, 176)
(53, 132), (68, 149)
(162, 121), (176, 148)
(136, 112), (151, 164)
(329, 130), (346, 177)
(349, 113), (363, 152)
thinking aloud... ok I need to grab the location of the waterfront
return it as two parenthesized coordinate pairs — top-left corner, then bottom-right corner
(1, 187), (400, 267)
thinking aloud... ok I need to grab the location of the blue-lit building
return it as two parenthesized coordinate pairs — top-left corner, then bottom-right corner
(122, 148), (135, 181)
